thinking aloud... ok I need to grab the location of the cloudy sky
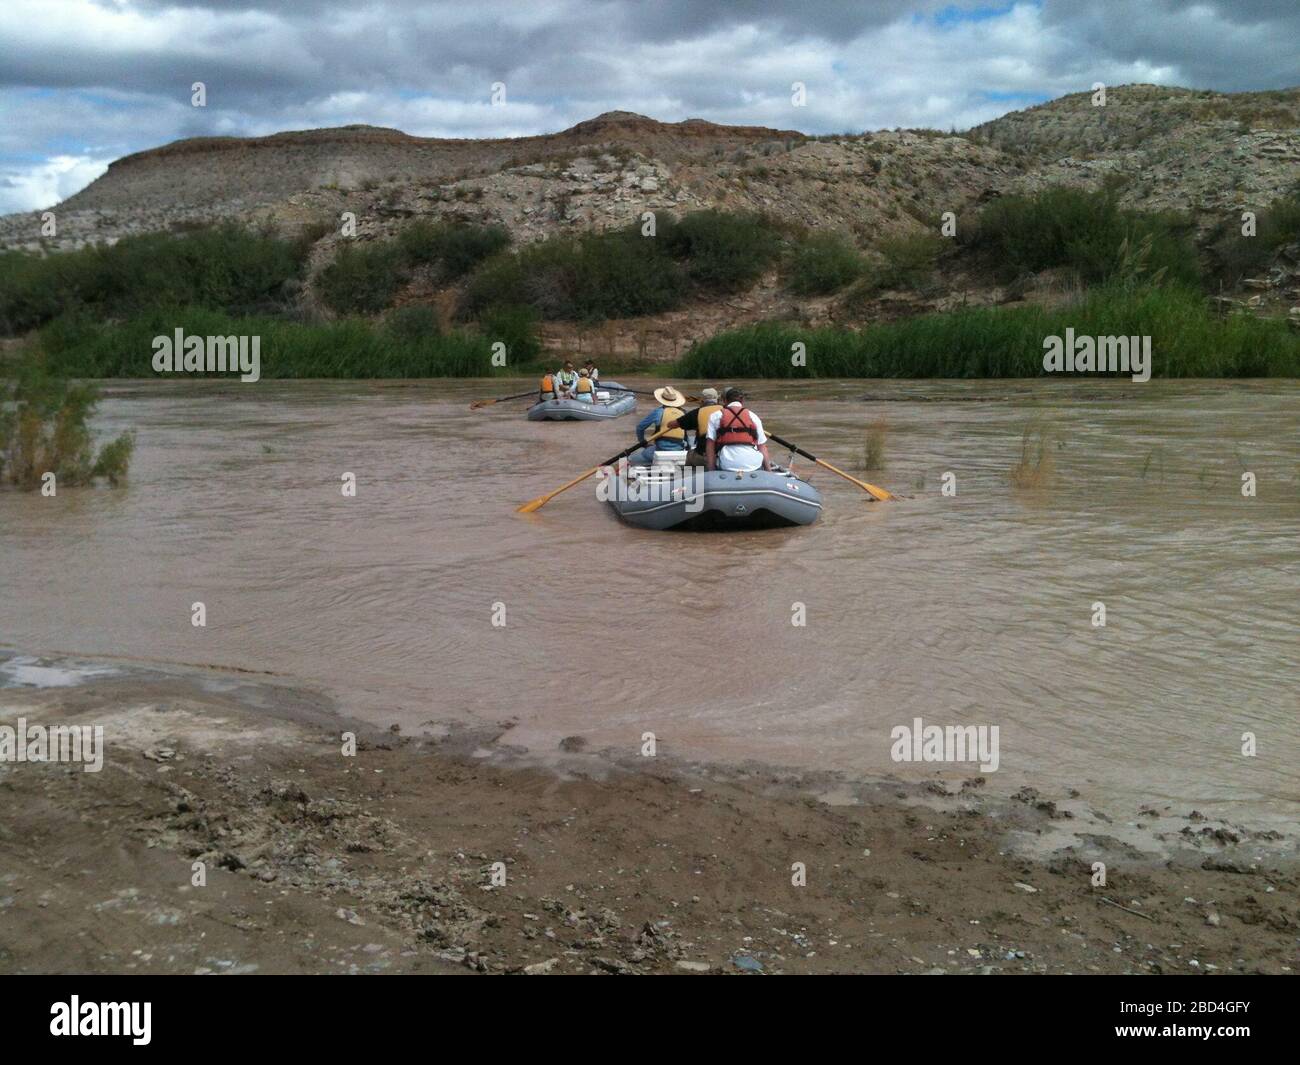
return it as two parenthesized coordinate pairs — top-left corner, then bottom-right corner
(2, 0), (1297, 213)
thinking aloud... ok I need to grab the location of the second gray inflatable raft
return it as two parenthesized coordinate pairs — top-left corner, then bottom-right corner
(527, 381), (634, 421)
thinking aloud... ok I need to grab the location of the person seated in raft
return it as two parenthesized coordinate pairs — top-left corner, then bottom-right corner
(635, 386), (689, 464)
(706, 386), (773, 473)
(574, 368), (595, 403)
(538, 371), (556, 402)
(583, 359), (600, 383)
(554, 360), (579, 399)
(662, 387), (722, 467)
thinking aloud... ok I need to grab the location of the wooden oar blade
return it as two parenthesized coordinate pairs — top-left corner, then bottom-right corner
(815, 458), (894, 501)
(516, 465), (602, 513)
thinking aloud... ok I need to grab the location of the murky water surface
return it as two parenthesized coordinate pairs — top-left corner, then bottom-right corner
(2, 378), (1296, 829)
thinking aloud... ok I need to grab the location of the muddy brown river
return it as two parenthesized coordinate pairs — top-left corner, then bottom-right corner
(2, 378), (1297, 834)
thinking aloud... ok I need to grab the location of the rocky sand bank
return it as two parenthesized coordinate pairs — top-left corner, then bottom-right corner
(0, 657), (1294, 975)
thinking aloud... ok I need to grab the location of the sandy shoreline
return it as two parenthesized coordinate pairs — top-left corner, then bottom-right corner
(0, 660), (1295, 975)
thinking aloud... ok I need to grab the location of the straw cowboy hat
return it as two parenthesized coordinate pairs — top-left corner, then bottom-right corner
(653, 385), (686, 406)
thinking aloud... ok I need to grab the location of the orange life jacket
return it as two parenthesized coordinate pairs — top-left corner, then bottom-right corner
(540, 374), (554, 393)
(715, 404), (759, 447)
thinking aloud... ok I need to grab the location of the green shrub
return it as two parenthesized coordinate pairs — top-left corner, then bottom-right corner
(397, 220), (511, 279)
(1208, 187), (1300, 285)
(316, 241), (406, 315)
(383, 304), (441, 342)
(478, 303), (542, 363)
(659, 210), (782, 291)
(875, 231), (944, 290)
(967, 187), (1200, 288)
(0, 352), (135, 489)
(0, 225), (307, 335)
(462, 228), (686, 322)
(787, 232), (864, 295)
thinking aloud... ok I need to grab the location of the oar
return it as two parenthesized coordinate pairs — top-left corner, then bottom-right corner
(767, 432), (894, 502)
(601, 386), (703, 403)
(470, 389), (537, 410)
(517, 428), (670, 513)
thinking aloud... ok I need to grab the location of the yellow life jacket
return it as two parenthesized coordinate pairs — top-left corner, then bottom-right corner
(657, 406), (685, 441)
(576, 376), (593, 393)
(694, 404), (722, 446)
(540, 374), (554, 393)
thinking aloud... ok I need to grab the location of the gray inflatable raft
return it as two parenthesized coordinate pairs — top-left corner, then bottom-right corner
(527, 381), (635, 421)
(605, 462), (823, 530)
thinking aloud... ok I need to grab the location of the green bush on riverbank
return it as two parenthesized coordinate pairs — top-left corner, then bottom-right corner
(37, 308), (518, 379)
(0, 225), (309, 336)
(0, 353), (134, 489)
(965, 187), (1201, 288)
(677, 285), (1300, 378)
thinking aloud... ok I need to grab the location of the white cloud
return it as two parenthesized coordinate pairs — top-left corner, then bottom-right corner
(0, 155), (111, 214)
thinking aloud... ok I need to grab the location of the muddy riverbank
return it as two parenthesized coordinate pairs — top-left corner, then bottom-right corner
(1, 659), (1295, 975)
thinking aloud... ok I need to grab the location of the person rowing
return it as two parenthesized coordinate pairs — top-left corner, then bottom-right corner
(663, 387), (722, 467)
(635, 386), (689, 465)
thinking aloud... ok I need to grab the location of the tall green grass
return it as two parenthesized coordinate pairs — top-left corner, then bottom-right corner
(678, 285), (1299, 378)
(37, 308), (519, 379)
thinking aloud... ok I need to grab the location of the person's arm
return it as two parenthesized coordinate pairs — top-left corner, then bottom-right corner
(636, 409), (657, 445)
(752, 414), (772, 470)
(704, 410), (719, 469)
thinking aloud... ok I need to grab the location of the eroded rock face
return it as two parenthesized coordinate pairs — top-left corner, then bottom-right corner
(6, 86), (1297, 257)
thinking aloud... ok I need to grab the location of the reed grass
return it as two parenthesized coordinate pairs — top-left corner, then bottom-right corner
(1009, 420), (1055, 489)
(678, 285), (1300, 379)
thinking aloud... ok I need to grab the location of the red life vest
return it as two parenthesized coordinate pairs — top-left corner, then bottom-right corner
(715, 404), (759, 447)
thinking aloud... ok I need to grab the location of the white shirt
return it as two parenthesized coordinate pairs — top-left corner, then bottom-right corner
(706, 403), (767, 471)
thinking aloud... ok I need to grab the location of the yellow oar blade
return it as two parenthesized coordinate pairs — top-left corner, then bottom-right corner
(516, 465), (602, 513)
(813, 458), (894, 501)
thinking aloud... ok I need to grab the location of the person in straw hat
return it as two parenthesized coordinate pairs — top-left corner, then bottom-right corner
(635, 385), (689, 464)
(662, 387), (722, 466)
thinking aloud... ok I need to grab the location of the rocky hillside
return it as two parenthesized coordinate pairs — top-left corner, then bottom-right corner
(972, 85), (1300, 223)
(1, 85), (1296, 356)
